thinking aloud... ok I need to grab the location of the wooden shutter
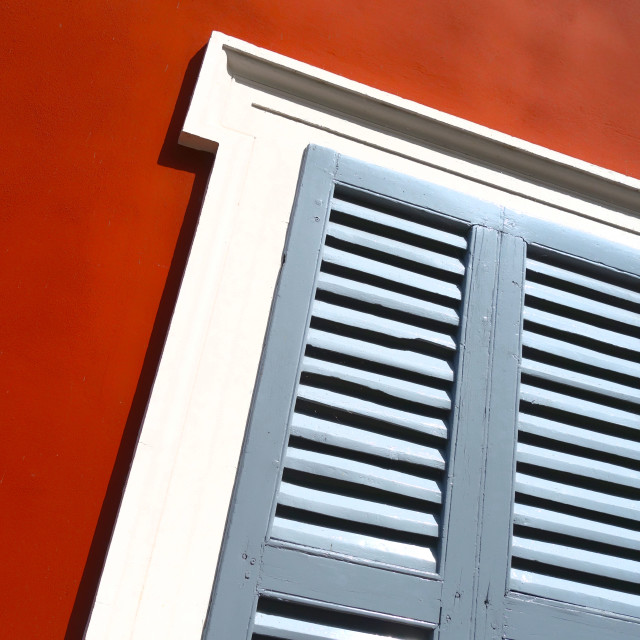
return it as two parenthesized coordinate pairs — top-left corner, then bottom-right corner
(202, 147), (505, 639)
(271, 193), (467, 574)
(202, 146), (640, 640)
(507, 246), (640, 623)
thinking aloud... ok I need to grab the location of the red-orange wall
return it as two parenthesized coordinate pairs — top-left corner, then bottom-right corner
(2, 1), (640, 637)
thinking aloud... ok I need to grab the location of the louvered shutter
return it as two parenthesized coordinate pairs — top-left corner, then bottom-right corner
(271, 192), (467, 574)
(203, 147), (504, 639)
(497, 241), (640, 639)
(202, 146), (640, 640)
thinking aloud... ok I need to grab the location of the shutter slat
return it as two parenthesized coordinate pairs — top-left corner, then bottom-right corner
(290, 413), (443, 467)
(307, 329), (454, 381)
(323, 247), (462, 301)
(515, 472), (640, 523)
(522, 331), (639, 380)
(326, 222), (465, 276)
(331, 197), (467, 250)
(513, 503), (640, 551)
(284, 447), (443, 501)
(297, 386), (448, 439)
(278, 482), (438, 537)
(271, 518), (437, 573)
(512, 536), (640, 584)
(254, 610), (396, 640)
(510, 569), (640, 619)
(316, 272), (459, 326)
(312, 300), (456, 350)
(525, 280), (640, 329)
(518, 413), (640, 463)
(523, 306), (640, 353)
(520, 358), (640, 407)
(519, 384), (640, 431)
(302, 357), (451, 410)
(527, 258), (640, 307)
(516, 442), (640, 489)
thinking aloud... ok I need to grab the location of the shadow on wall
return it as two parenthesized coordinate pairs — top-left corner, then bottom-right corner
(65, 45), (215, 640)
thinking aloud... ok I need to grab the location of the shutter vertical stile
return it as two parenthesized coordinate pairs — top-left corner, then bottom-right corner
(508, 248), (640, 622)
(472, 234), (526, 640)
(438, 226), (502, 640)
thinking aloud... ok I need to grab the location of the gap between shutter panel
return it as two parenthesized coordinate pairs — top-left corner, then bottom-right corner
(268, 192), (470, 576)
(510, 248), (640, 619)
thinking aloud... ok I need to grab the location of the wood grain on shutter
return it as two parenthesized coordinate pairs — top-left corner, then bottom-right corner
(269, 195), (468, 574)
(511, 251), (640, 618)
(252, 598), (433, 640)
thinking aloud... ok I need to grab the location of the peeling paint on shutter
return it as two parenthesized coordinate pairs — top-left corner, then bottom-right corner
(269, 194), (468, 575)
(511, 249), (640, 618)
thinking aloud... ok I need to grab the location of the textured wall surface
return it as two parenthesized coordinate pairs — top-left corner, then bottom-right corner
(1, 1), (639, 637)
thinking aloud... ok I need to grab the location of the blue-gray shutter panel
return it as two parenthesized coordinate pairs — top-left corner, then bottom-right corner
(270, 191), (470, 575)
(509, 247), (640, 621)
(203, 145), (640, 640)
(202, 145), (499, 639)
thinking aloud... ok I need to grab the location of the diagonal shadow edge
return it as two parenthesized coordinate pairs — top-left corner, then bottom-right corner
(65, 44), (216, 640)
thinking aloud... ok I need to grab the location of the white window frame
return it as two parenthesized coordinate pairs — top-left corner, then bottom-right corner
(86, 31), (640, 639)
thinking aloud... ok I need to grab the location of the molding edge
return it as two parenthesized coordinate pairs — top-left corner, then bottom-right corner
(182, 31), (640, 218)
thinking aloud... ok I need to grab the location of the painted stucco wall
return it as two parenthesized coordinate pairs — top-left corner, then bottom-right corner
(2, 1), (639, 637)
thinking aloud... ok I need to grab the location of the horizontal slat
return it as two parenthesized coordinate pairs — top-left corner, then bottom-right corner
(290, 413), (444, 467)
(278, 482), (438, 537)
(327, 222), (465, 276)
(312, 300), (456, 350)
(518, 413), (640, 463)
(515, 473), (640, 523)
(522, 331), (639, 380)
(513, 503), (640, 551)
(521, 358), (640, 407)
(260, 545), (443, 623)
(297, 386), (448, 439)
(525, 280), (640, 330)
(317, 272), (459, 326)
(527, 258), (640, 307)
(307, 329), (454, 381)
(510, 569), (640, 619)
(524, 306), (640, 354)
(505, 593), (640, 640)
(284, 447), (443, 502)
(512, 536), (640, 584)
(302, 357), (451, 411)
(332, 197), (467, 250)
(519, 384), (640, 431)
(517, 442), (640, 489)
(271, 518), (436, 573)
(323, 247), (461, 302)
(254, 611), (397, 640)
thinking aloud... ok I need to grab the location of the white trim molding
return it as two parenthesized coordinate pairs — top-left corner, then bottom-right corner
(87, 32), (640, 639)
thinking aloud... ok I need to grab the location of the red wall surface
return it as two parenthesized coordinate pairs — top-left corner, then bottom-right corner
(2, 1), (639, 637)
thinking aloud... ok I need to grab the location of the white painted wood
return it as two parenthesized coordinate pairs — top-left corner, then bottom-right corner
(88, 31), (640, 639)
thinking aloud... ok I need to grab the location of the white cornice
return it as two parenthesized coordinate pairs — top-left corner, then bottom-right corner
(182, 32), (640, 219)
